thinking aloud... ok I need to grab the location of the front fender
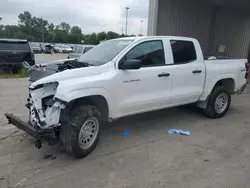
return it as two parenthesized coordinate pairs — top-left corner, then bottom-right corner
(55, 87), (114, 117)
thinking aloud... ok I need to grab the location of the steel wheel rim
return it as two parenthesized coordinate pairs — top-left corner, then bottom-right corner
(214, 93), (228, 114)
(78, 117), (99, 150)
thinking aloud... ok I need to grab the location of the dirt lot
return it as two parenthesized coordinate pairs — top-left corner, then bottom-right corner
(1, 54), (250, 188)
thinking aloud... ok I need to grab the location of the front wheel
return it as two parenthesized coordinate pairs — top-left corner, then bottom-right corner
(60, 105), (101, 158)
(203, 86), (231, 118)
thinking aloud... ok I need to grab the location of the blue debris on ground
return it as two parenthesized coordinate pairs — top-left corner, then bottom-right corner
(168, 129), (191, 136)
(123, 130), (130, 136)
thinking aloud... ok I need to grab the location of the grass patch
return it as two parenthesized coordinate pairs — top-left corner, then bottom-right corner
(0, 68), (28, 79)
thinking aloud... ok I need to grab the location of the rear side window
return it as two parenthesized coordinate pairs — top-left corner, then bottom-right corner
(170, 40), (197, 64)
(83, 47), (93, 54)
(0, 41), (30, 51)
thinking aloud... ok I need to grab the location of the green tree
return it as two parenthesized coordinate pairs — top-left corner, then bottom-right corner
(48, 23), (54, 31)
(0, 11), (134, 43)
(97, 32), (107, 42)
(59, 22), (71, 33)
(106, 31), (119, 40)
(71, 26), (81, 35)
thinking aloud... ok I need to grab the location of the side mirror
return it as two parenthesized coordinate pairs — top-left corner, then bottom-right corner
(119, 59), (141, 70)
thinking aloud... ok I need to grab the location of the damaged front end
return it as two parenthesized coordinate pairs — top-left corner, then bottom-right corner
(5, 60), (80, 148)
(5, 59), (93, 148)
(6, 82), (66, 148)
(28, 82), (65, 129)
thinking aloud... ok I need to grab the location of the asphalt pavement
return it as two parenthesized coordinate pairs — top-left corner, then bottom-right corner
(0, 54), (250, 188)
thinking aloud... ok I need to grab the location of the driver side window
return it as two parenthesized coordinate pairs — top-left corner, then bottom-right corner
(125, 40), (165, 67)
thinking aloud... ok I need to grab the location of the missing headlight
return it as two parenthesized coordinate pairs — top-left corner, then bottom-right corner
(42, 95), (55, 110)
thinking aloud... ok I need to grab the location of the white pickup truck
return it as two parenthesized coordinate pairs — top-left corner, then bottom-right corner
(5, 36), (249, 158)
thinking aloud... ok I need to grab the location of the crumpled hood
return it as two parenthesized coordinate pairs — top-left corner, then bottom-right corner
(30, 63), (110, 88)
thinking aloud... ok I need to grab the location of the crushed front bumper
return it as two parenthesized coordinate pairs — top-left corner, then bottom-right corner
(5, 113), (59, 147)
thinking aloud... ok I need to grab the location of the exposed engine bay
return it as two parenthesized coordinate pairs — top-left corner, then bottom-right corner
(23, 59), (90, 82)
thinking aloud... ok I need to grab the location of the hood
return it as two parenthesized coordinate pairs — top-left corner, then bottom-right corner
(30, 62), (111, 88)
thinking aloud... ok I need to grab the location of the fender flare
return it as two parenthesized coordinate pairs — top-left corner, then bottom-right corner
(199, 74), (236, 101)
(55, 87), (114, 117)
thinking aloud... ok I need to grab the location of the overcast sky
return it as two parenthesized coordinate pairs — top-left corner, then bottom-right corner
(0, 0), (149, 35)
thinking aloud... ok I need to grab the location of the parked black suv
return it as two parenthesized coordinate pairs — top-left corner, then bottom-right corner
(0, 39), (35, 72)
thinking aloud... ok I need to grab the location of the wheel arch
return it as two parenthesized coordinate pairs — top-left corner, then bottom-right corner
(197, 77), (235, 109)
(66, 95), (110, 122)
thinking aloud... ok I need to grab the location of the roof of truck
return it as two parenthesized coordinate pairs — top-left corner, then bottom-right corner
(112, 36), (196, 42)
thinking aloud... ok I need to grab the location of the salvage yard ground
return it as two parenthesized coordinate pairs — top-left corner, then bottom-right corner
(0, 54), (250, 188)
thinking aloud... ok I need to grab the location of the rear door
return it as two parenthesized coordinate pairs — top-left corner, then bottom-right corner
(0, 41), (33, 64)
(169, 40), (206, 104)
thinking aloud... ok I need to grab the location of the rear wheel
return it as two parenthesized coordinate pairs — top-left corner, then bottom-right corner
(60, 105), (101, 158)
(203, 86), (231, 118)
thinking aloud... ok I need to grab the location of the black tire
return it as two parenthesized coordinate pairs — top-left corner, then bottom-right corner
(203, 86), (231, 118)
(60, 105), (101, 158)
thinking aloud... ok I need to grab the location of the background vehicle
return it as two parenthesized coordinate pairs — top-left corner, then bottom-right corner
(61, 45), (73, 53)
(40, 43), (49, 53)
(68, 45), (95, 59)
(0, 39), (35, 72)
(5, 36), (249, 158)
(54, 44), (73, 53)
(53, 44), (63, 53)
(30, 42), (41, 53)
(43, 44), (55, 54)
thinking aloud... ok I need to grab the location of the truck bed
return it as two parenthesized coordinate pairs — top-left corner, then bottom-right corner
(201, 58), (248, 100)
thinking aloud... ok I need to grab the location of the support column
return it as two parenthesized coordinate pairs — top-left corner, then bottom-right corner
(147, 0), (159, 36)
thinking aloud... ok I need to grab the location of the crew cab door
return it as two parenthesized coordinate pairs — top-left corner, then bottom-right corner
(168, 39), (205, 104)
(115, 40), (171, 117)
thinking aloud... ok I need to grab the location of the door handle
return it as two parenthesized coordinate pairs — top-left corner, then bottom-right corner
(158, 73), (170, 77)
(241, 69), (246, 72)
(192, 70), (202, 74)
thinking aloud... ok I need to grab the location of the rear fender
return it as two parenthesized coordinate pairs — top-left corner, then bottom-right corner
(199, 74), (236, 101)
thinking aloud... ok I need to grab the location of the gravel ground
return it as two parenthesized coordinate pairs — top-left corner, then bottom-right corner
(0, 54), (250, 188)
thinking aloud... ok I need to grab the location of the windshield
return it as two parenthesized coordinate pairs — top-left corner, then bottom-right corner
(79, 39), (133, 66)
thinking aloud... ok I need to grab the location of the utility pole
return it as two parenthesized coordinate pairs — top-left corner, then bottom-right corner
(125, 7), (129, 36)
(41, 17), (44, 42)
(140, 20), (143, 35)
